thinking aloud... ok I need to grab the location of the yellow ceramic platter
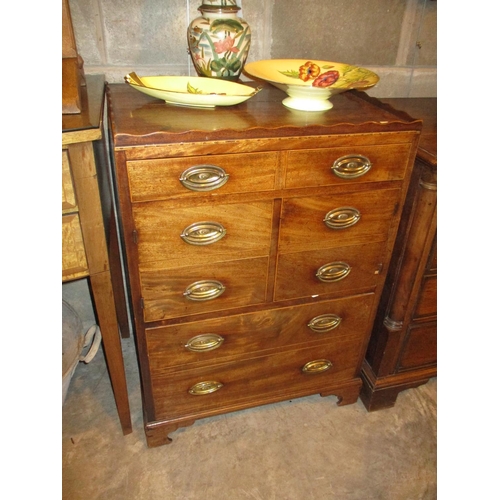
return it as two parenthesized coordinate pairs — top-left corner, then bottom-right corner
(125, 73), (261, 108)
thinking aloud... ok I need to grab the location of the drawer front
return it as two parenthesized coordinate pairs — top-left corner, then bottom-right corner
(151, 338), (365, 420)
(140, 257), (269, 322)
(62, 214), (88, 280)
(285, 143), (411, 189)
(62, 149), (77, 212)
(399, 323), (437, 370)
(279, 188), (400, 253)
(133, 200), (274, 266)
(275, 242), (386, 301)
(427, 236), (437, 272)
(127, 152), (279, 202)
(413, 276), (437, 319)
(147, 293), (375, 372)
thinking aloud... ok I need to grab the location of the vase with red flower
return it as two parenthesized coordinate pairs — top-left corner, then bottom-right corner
(187, 1), (251, 81)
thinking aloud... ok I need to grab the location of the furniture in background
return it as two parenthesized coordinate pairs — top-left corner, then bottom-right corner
(106, 83), (422, 447)
(360, 98), (437, 411)
(62, 75), (132, 435)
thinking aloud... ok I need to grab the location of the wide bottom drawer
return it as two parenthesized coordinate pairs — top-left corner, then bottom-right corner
(147, 293), (375, 372)
(151, 337), (365, 421)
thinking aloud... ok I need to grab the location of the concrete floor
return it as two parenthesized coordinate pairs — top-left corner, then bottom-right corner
(62, 279), (437, 500)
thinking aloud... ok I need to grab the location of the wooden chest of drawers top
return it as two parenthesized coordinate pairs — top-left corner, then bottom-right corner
(107, 84), (422, 152)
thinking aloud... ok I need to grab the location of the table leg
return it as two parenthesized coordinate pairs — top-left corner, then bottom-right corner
(89, 271), (133, 435)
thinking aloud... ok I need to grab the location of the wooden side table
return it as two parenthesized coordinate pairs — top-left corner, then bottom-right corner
(62, 75), (132, 434)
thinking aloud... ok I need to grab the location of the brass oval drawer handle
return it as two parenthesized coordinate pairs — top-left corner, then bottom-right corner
(331, 154), (372, 179)
(179, 165), (229, 191)
(188, 380), (224, 395)
(183, 280), (226, 301)
(185, 333), (225, 352)
(316, 262), (351, 282)
(302, 359), (333, 374)
(307, 314), (342, 333)
(180, 221), (226, 246)
(324, 207), (361, 229)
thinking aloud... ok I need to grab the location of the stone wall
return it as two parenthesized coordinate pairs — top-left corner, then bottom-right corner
(68, 0), (436, 97)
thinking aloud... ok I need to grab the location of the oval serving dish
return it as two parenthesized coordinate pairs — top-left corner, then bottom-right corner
(125, 73), (261, 108)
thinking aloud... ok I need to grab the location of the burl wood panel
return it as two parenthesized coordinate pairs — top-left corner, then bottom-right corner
(62, 214), (88, 281)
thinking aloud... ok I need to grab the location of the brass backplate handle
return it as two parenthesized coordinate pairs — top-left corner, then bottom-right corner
(188, 380), (224, 395)
(185, 333), (225, 352)
(180, 221), (226, 245)
(307, 314), (342, 333)
(179, 165), (229, 191)
(183, 280), (226, 301)
(324, 207), (361, 229)
(302, 359), (333, 374)
(316, 262), (351, 282)
(332, 154), (372, 179)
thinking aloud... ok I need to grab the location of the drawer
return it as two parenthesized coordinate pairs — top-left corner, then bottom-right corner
(151, 337), (365, 421)
(285, 143), (411, 189)
(62, 149), (77, 212)
(147, 293), (375, 372)
(413, 276), (437, 319)
(140, 257), (269, 322)
(62, 214), (88, 281)
(426, 236), (437, 272)
(127, 152), (279, 202)
(133, 200), (274, 267)
(399, 323), (437, 370)
(279, 188), (400, 253)
(275, 242), (386, 301)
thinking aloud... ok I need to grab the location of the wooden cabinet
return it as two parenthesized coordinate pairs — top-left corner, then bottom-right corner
(62, 75), (132, 434)
(106, 83), (422, 447)
(360, 98), (437, 411)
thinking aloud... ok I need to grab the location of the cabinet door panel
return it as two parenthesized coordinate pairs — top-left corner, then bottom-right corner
(399, 323), (437, 370)
(413, 276), (437, 319)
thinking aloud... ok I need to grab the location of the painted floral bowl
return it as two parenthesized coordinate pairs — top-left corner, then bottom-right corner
(124, 73), (261, 108)
(244, 59), (379, 111)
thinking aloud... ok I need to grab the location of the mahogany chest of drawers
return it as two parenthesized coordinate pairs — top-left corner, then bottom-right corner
(106, 83), (421, 447)
(360, 98), (437, 411)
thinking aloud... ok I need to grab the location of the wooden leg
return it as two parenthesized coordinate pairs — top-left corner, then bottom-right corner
(320, 378), (362, 407)
(360, 378), (430, 412)
(89, 271), (133, 435)
(108, 209), (131, 339)
(145, 419), (196, 448)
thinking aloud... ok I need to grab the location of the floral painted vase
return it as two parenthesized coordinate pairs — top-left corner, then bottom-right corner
(187, 1), (251, 81)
